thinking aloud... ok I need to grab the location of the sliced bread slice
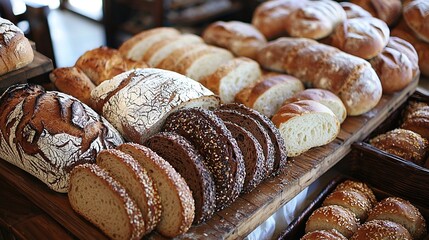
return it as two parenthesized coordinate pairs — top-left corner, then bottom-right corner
(68, 163), (145, 240)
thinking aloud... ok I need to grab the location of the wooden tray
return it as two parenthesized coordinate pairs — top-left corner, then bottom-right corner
(0, 78), (419, 239)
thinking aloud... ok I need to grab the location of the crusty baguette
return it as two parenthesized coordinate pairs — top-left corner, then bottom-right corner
(257, 37), (382, 116)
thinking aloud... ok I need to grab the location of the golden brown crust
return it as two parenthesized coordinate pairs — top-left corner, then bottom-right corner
(334, 180), (377, 207)
(302, 229), (347, 240)
(403, 0), (429, 43)
(322, 189), (372, 222)
(350, 0), (402, 26)
(402, 105), (429, 140)
(340, 2), (372, 19)
(351, 219), (412, 240)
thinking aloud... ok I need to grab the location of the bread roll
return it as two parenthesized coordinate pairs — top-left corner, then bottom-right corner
(0, 17), (34, 75)
(322, 189), (372, 222)
(91, 68), (220, 142)
(350, 0), (402, 26)
(283, 88), (347, 124)
(367, 197), (427, 240)
(0, 84), (124, 193)
(339, 2), (372, 19)
(257, 37), (382, 116)
(334, 180), (377, 207)
(402, 105), (429, 140)
(370, 37), (418, 94)
(202, 21), (267, 60)
(272, 100), (340, 157)
(49, 66), (96, 106)
(305, 205), (359, 238)
(351, 219), (412, 240)
(235, 73), (304, 118)
(403, 0), (429, 43)
(301, 229), (347, 240)
(369, 128), (428, 166)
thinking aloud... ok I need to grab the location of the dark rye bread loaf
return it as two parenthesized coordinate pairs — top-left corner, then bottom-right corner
(162, 108), (245, 211)
(214, 109), (274, 177)
(219, 103), (287, 175)
(145, 132), (216, 224)
(223, 122), (265, 193)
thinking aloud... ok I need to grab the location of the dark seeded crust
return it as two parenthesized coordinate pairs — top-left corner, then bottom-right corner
(214, 109), (274, 177)
(162, 108), (245, 211)
(224, 122), (265, 193)
(219, 103), (287, 176)
(145, 132), (216, 224)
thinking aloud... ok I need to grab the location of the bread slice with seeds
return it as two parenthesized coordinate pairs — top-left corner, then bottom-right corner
(117, 143), (194, 238)
(68, 163), (145, 240)
(96, 149), (162, 233)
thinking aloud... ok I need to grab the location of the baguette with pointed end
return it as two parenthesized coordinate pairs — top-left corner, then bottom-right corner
(117, 143), (195, 238)
(68, 163), (145, 240)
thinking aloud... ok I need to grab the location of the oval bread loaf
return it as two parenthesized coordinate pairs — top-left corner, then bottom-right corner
(402, 104), (429, 140)
(340, 2), (372, 19)
(350, 219), (412, 240)
(301, 229), (347, 240)
(322, 189), (372, 222)
(403, 0), (429, 43)
(334, 180), (377, 207)
(350, 0), (402, 26)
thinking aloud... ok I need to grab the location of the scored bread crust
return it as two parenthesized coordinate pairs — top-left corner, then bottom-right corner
(68, 163), (145, 240)
(162, 108), (245, 211)
(145, 131), (216, 224)
(96, 149), (162, 233)
(339, 2), (372, 19)
(403, 0), (429, 43)
(117, 143), (195, 238)
(350, 0), (402, 26)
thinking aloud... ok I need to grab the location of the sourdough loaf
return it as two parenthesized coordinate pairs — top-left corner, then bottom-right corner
(96, 149), (162, 233)
(350, 0), (402, 26)
(200, 57), (261, 103)
(403, 0), (429, 43)
(0, 84), (124, 193)
(257, 37), (382, 116)
(339, 2), (372, 19)
(144, 132), (216, 224)
(0, 17), (34, 76)
(302, 229), (347, 240)
(91, 68), (220, 142)
(202, 21), (267, 60)
(272, 100), (340, 157)
(117, 143), (195, 238)
(162, 108), (245, 211)
(235, 73), (304, 118)
(68, 163), (145, 240)
(351, 220), (412, 240)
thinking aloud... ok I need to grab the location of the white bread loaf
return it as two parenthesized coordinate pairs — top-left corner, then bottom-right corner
(257, 37), (382, 116)
(68, 163), (145, 240)
(283, 88), (347, 124)
(0, 84), (124, 193)
(119, 27), (181, 61)
(340, 2), (372, 19)
(235, 73), (304, 118)
(202, 21), (267, 60)
(91, 68), (220, 143)
(0, 17), (34, 75)
(271, 100), (340, 157)
(156, 44), (209, 70)
(200, 57), (261, 103)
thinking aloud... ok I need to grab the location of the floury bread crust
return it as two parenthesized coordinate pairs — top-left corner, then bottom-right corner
(0, 84), (124, 193)
(91, 68), (220, 143)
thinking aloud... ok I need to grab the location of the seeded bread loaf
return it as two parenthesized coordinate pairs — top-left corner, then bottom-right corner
(162, 108), (245, 211)
(301, 229), (347, 240)
(402, 105), (429, 140)
(351, 220), (412, 240)
(0, 84), (124, 193)
(96, 149), (162, 233)
(117, 143), (195, 238)
(334, 180), (377, 207)
(68, 163), (145, 240)
(144, 132), (216, 224)
(322, 189), (372, 222)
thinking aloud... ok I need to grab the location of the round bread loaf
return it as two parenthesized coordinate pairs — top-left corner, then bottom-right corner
(305, 205), (359, 238)
(162, 108), (245, 211)
(144, 132), (216, 224)
(367, 197), (427, 240)
(350, 0), (402, 26)
(334, 180), (377, 207)
(340, 2), (372, 19)
(351, 219), (412, 240)
(301, 229), (347, 240)
(402, 105), (429, 140)
(0, 17), (34, 75)
(322, 189), (372, 222)
(403, 0), (429, 43)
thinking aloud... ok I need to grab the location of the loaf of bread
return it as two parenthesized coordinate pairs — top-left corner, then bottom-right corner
(49, 66), (96, 106)
(68, 163), (145, 240)
(272, 100), (340, 157)
(402, 102), (429, 139)
(301, 229), (347, 240)
(235, 73), (304, 118)
(367, 197), (427, 240)
(117, 143), (195, 238)
(339, 2), (372, 19)
(330, 17), (390, 59)
(96, 149), (162, 233)
(119, 27), (181, 61)
(162, 108), (245, 211)
(351, 219), (412, 240)
(369, 128), (428, 166)
(322, 189), (372, 222)
(0, 17), (34, 75)
(369, 37), (419, 94)
(91, 68), (220, 142)
(257, 37), (382, 116)
(144, 132), (216, 224)
(75, 46), (149, 86)
(0, 84), (124, 193)
(200, 57), (261, 103)
(283, 88), (347, 124)
(305, 205), (359, 238)
(350, 0), (402, 26)
(403, 0), (429, 43)
(334, 180), (377, 207)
